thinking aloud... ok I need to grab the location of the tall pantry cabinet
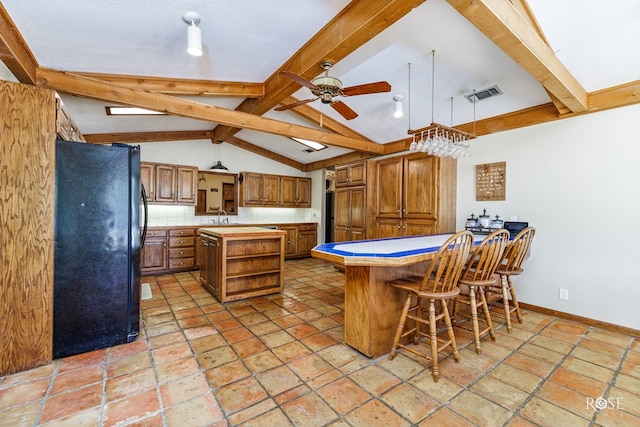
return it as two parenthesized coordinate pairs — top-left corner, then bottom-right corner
(373, 153), (456, 238)
(1, 80), (56, 375)
(334, 161), (369, 242)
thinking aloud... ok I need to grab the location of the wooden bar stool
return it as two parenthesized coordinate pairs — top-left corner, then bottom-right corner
(453, 229), (510, 354)
(387, 230), (473, 382)
(486, 227), (536, 333)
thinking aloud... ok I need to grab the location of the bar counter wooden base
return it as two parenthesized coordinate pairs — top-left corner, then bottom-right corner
(312, 234), (482, 358)
(344, 262), (429, 358)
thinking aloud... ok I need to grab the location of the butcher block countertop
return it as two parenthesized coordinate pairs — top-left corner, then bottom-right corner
(199, 226), (286, 237)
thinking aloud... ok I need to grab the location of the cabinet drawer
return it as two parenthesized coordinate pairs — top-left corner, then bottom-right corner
(169, 236), (195, 248)
(169, 247), (195, 259)
(146, 229), (168, 238)
(169, 258), (195, 270)
(169, 228), (195, 237)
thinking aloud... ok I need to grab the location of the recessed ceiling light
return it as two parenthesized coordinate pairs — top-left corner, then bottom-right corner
(105, 106), (166, 116)
(290, 137), (326, 151)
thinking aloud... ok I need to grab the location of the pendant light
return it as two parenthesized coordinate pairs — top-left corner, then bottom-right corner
(211, 142), (229, 171)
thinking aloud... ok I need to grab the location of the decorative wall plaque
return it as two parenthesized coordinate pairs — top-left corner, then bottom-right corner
(476, 161), (506, 201)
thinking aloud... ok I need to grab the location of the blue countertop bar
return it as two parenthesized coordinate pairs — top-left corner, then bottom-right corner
(312, 233), (484, 267)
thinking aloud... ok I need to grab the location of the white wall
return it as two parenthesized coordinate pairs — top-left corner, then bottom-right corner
(0, 62), (18, 82)
(137, 140), (323, 230)
(456, 103), (640, 330)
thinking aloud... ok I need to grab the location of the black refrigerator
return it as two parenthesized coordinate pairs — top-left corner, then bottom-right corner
(54, 140), (142, 358)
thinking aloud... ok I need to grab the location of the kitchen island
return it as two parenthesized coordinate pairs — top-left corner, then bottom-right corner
(312, 234), (483, 358)
(199, 227), (286, 302)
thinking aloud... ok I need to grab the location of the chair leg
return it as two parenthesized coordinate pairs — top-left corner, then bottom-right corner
(507, 277), (523, 323)
(478, 287), (495, 341)
(414, 297), (423, 345)
(441, 299), (459, 363)
(428, 300), (440, 382)
(468, 286), (482, 354)
(500, 275), (513, 333)
(389, 295), (412, 361)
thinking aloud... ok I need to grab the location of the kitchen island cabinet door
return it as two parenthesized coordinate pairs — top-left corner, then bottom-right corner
(201, 235), (221, 299)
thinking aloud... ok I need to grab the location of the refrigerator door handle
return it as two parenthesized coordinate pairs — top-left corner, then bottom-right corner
(141, 183), (148, 248)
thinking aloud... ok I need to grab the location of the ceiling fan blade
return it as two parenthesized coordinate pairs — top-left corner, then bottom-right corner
(274, 97), (318, 111)
(331, 101), (358, 120)
(342, 81), (392, 96)
(280, 71), (320, 91)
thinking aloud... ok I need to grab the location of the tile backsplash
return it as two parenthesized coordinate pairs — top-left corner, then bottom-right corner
(146, 205), (319, 227)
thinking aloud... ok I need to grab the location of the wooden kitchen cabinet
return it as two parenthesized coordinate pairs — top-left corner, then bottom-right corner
(140, 163), (155, 201)
(141, 229), (168, 274)
(240, 172), (280, 207)
(335, 161), (366, 187)
(373, 153), (456, 238)
(279, 223), (317, 258)
(199, 227), (285, 303)
(168, 228), (195, 270)
(335, 186), (366, 242)
(200, 234), (221, 297)
(141, 162), (197, 205)
(280, 176), (311, 207)
(297, 224), (318, 257)
(141, 227), (198, 275)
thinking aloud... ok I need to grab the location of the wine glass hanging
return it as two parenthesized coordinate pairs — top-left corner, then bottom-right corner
(408, 50), (475, 159)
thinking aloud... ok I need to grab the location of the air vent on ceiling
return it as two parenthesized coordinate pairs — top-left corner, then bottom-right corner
(465, 85), (503, 103)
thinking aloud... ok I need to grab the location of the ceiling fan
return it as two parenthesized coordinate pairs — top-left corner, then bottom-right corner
(275, 61), (391, 120)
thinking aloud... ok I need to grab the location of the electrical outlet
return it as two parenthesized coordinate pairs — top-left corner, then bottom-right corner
(559, 288), (569, 300)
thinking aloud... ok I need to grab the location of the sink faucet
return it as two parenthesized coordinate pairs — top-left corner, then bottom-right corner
(217, 209), (228, 224)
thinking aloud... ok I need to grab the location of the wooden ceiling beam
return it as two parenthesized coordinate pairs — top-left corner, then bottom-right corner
(36, 68), (383, 154)
(74, 72), (264, 97)
(83, 129), (214, 144)
(225, 136), (305, 171)
(303, 151), (377, 172)
(0, 4), (38, 84)
(447, 0), (588, 113)
(212, 0), (426, 142)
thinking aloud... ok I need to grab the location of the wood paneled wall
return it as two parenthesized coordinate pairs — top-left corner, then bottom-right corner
(1, 80), (55, 375)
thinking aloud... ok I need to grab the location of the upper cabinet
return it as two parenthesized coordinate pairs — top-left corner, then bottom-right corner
(141, 162), (197, 205)
(335, 161), (366, 187)
(373, 153), (456, 238)
(240, 172), (280, 207)
(240, 172), (311, 208)
(280, 176), (311, 208)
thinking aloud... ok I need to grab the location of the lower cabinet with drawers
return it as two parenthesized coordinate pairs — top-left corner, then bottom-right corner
(141, 226), (197, 276)
(141, 222), (318, 276)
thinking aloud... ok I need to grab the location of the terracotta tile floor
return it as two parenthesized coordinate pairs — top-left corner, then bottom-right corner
(1, 258), (639, 426)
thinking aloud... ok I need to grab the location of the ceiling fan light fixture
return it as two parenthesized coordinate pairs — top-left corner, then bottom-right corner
(393, 95), (404, 118)
(183, 12), (202, 57)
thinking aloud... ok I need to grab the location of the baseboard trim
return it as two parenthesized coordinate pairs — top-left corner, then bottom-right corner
(519, 302), (640, 338)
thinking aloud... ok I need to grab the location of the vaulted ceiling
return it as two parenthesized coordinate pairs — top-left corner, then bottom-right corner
(1, 0), (639, 171)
